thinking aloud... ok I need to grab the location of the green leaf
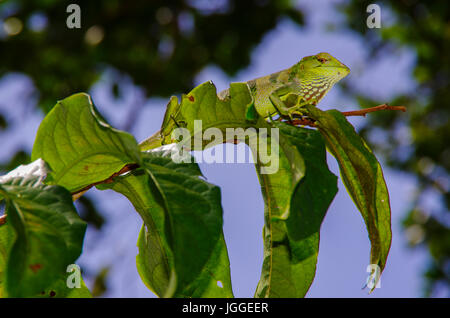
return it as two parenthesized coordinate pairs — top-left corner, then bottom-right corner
(137, 225), (233, 298)
(253, 123), (337, 298)
(0, 221), (14, 298)
(177, 234), (233, 298)
(305, 105), (392, 282)
(179, 81), (255, 133)
(0, 221), (91, 298)
(32, 93), (140, 193)
(138, 96), (181, 151)
(100, 147), (232, 297)
(139, 81), (257, 151)
(33, 273), (92, 298)
(135, 223), (171, 297)
(0, 160), (87, 297)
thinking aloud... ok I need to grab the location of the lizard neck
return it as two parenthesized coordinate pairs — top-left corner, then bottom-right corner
(298, 71), (340, 104)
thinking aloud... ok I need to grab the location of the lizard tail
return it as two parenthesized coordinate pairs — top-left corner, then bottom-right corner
(138, 130), (163, 151)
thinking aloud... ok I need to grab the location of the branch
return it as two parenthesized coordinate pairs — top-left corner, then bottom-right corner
(341, 104), (406, 117)
(290, 103), (406, 127)
(73, 103), (407, 200)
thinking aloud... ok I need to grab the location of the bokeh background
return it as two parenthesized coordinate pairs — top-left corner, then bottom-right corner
(0, 0), (448, 297)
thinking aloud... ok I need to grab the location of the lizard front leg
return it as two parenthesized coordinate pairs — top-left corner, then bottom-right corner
(269, 86), (305, 121)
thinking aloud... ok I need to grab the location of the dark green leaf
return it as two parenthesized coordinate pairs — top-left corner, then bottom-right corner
(0, 220), (14, 298)
(305, 105), (392, 282)
(139, 81), (256, 151)
(253, 123), (337, 297)
(33, 274), (92, 298)
(177, 234), (233, 298)
(0, 160), (88, 297)
(100, 147), (232, 297)
(31, 93), (140, 192)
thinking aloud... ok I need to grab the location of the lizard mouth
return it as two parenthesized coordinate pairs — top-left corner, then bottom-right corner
(320, 65), (348, 69)
(321, 65), (350, 75)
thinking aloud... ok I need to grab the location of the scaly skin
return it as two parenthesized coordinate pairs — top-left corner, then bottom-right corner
(219, 52), (350, 120)
(140, 53), (349, 151)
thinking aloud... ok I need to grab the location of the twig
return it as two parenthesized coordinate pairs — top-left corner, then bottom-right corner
(71, 103), (407, 200)
(341, 104), (406, 117)
(290, 104), (406, 127)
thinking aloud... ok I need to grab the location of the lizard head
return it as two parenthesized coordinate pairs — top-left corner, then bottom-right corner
(298, 52), (350, 79)
(294, 52), (350, 104)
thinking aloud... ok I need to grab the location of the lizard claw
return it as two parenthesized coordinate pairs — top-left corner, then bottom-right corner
(288, 108), (303, 119)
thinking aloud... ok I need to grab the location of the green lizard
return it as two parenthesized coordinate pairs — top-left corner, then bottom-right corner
(139, 52), (349, 150)
(218, 52), (350, 120)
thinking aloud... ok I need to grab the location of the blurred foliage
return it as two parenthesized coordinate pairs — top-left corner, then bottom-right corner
(1, 0), (448, 297)
(0, 149), (29, 172)
(75, 195), (105, 230)
(0, 112), (7, 130)
(0, 0), (303, 113)
(91, 267), (109, 297)
(0, 0), (304, 296)
(340, 0), (449, 297)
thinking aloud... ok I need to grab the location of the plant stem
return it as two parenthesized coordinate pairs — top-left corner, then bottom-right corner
(341, 104), (406, 117)
(71, 103), (407, 200)
(291, 104), (406, 127)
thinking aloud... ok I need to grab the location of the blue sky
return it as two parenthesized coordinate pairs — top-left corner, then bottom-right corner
(0, 0), (428, 297)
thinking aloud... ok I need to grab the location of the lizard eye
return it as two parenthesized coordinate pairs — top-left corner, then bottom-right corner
(317, 57), (327, 63)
